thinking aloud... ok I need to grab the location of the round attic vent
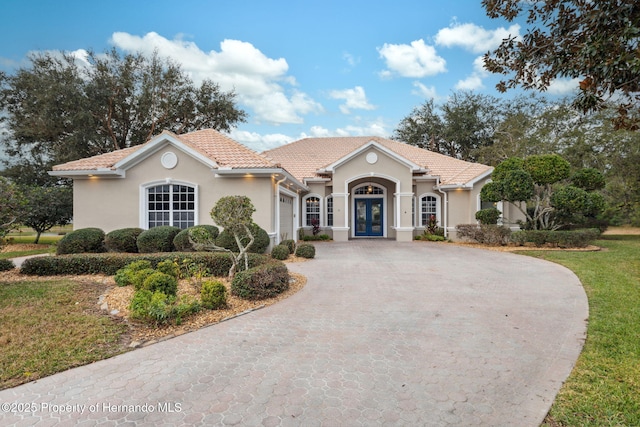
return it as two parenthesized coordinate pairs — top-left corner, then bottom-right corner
(366, 152), (378, 164)
(161, 151), (178, 169)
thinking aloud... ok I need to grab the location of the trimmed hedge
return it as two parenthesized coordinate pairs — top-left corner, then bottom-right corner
(295, 243), (316, 258)
(301, 234), (331, 241)
(137, 226), (181, 253)
(280, 239), (296, 254)
(56, 228), (106, 255)
(231, 261), (290, 300)
(104, 228), (143, 253)
(455, 224), (511, 246)
(20, 252), (271, 276)
(201, 280), (228, 309)
(0, 259), (15, 272)
(216, 223), (270, 254)
(173, 225), (220, 252)
(510, 228), (601, 248)
(271, 244), (290, 260)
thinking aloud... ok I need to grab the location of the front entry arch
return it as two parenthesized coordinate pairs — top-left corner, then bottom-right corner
(353, 184), (386, 237)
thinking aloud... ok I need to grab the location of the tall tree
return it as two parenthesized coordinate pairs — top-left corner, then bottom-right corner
(0, 177), (25, 244)
(483, 0), (640, 130)
(393, 91), (500, 161)
(0, 49), (247, 186)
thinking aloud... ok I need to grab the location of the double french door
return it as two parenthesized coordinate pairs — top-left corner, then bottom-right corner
(354, 198), (383, 237)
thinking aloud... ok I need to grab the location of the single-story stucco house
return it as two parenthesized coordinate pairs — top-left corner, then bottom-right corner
(50, 128), (520, 245)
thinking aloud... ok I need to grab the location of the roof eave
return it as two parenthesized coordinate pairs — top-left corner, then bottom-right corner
(48, 169), (125, 178)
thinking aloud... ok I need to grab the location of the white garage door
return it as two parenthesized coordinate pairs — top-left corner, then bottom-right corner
(279, 195), (294, 241)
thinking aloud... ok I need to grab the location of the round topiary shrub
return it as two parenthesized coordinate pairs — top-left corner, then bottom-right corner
(475, 208), (501, 225)
(132, 268), (157, 291)
(104, 228), (143, 253)
(200, 280), (228, 309)
(216, 223), (270, 254)
(156, 259), (179, 278)
(0, 259), (15, 272)
(271, 244), (290, 260)
(295, 243), (316, 259)
(281, 239), (296, 254)
(136, 226), (181, 253)
(231, 262), (290, 300)
(142, 271), (178, 296)
(173, 225), (220, 252)
(56, 227), (105, 255)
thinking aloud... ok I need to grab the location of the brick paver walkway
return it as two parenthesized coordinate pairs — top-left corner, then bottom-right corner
(0, 241), (587, 426)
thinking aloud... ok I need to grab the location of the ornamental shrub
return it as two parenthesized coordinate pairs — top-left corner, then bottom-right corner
(0, 259), (14, 271)
(281, 239), (296, 254)
(130, 290), (200, 325)
(132, 268), (156, 291)
(136, 226), (181, 253)
(56, 227), (105, 255)
(173, 225), (220, 252)
(156, 259), (179, 278)
(510, 229), (600, 248)
(231, 261), (289, 300)
(20, 252), (271, 276)
(455, 224), (511, 246)
(271, 244), (290, 260)
(142, 271), (178, 296)
(104, 228), (143, 253)
(475, 208), (501, 225)
(295, 243), (316, 258)
(301, 234), (331, 241)
(200, 280), (228, 309)
(216, 223), (270, 254)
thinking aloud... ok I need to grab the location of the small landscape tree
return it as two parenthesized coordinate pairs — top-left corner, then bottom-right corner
(20, 186), (73, 243)
(189, 195), (256, 278)
(0, 177), (26, 245)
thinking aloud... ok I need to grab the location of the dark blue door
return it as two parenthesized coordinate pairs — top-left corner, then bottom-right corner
(355, 198), (383, 236)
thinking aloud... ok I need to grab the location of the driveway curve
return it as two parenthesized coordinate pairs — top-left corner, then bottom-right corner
(0, 241), (587, 426)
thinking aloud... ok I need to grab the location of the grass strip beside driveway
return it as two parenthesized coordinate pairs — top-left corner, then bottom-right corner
(0, 279), (129, 390)
(531, 235), (640, 427)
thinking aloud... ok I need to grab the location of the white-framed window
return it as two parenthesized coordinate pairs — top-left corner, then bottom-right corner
(326, 196), (333, 227)
(354, 184), (384, 195)
(418, 193), (441, 227)
(143, 181), (197, 229)
(303, 194), (321, 227)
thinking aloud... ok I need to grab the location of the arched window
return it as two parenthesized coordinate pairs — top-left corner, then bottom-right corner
(419, 193), (441, 227)
(303, 195), (321, 227)
(144, 182), (197, 229)
(354, 184), (384, 195)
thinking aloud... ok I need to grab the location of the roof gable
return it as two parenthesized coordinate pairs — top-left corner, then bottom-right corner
(319, 140), (425, 174)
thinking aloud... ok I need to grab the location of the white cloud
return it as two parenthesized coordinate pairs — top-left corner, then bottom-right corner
(229, 129), (294, 152)
(342, 52), (359, 68)
(329, 86), (376, 114)
(435, 22), (521, 53)
(109, 32), (323, 124)
(377, 39), (446, 78)
(455, 56), (490, 90)
(546, 78), (580, 95)
(412, 82), (438, 99)
(334, 118), (389, 137)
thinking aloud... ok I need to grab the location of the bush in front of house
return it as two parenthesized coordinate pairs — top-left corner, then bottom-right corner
(56, 227), (105, 255)
(114, 260), (153, 287)
(173, 225), (220, 252)
(231, 261), (290, 300)
(280, 239), (296, 254)
(215, 223), (270, 254)
(510, 228), (600, 248)
(270, 244), (290, 260)
(415, 233), (446, 242)
(141, 271), (178, 296)
(20, 252), (271, 276)
(156, 259), (179, 278)
(200, 280), (228, 309)
(475, 208), (502, 225)
(301, 234), (331, 241)
(130, 289), (201, 326)
(0, 259), (15, 272)
(104, 228), (143, 253)
(295, 243), (316, 258)
(455, 224), (511, 246)
(136, 226), (182, 253)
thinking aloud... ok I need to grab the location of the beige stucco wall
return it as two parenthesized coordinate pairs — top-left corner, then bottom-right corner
(72, 142), (275, 234)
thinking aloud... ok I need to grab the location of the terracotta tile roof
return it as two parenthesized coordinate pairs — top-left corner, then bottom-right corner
(263, 136), (492, 185)
(52, 129), (275, 171)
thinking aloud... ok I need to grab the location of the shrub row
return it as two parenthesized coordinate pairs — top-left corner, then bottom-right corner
(301, 234), (331, 241)
(510, 229), (601, 248)
(456, 224), (601, 248)
(20, 252), (270, 276)
(231, 261), (290, 300)
(0, 259), (15, 272)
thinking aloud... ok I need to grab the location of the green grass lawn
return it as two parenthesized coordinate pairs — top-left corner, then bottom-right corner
(0, 278), (130, 390)
(529, 235), (640, 426)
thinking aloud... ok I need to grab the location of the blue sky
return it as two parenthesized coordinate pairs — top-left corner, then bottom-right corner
(1, 0), (578, 152)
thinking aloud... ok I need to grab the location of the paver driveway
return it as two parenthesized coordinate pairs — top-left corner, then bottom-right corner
(0, 241), (587, 426)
